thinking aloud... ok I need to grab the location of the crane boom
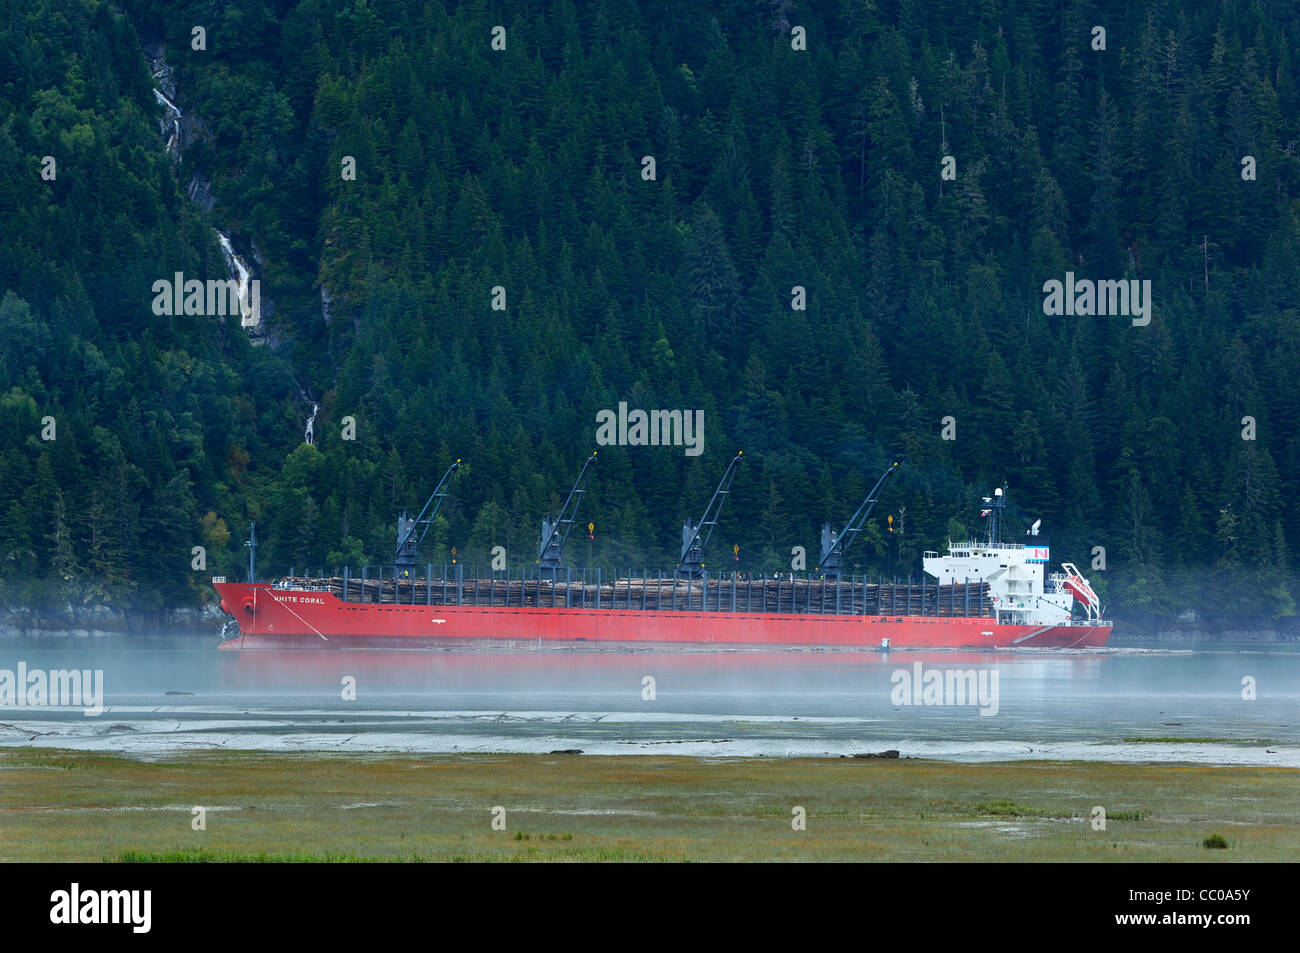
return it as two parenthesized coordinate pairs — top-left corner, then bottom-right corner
(538, 451), (598, 576)
(395, 459), (461, 570)
(818, 460), (900, 579)
(679, 451), (743, 577)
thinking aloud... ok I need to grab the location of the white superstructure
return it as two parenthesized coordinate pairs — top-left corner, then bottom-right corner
(921, 488), (1102, 627)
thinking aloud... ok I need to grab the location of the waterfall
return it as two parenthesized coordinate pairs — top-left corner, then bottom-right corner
(217, 232), (261, 330)
(151, 89), (182, 155)
(304, 402), (319, 446)
(146, 41), (265, 339)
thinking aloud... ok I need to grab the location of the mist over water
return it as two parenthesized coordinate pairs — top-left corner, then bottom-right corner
(1, 636), (1296, 764)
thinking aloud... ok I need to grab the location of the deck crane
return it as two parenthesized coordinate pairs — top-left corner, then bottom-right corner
(395, 459), (461, 573)
(538, 451), (598, 579)
(678, 451), (743, 578)
(818, 460), (900, 580)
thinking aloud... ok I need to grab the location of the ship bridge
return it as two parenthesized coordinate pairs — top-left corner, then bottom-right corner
(923, 540), (1073, 626)
(922, 489), (1077, 626)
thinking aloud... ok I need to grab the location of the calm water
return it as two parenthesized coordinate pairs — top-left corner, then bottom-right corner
(1, 637), (1296, 764)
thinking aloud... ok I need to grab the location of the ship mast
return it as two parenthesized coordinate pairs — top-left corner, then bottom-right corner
(981, 487), (1006, 547)
(245, 521), (256, 583)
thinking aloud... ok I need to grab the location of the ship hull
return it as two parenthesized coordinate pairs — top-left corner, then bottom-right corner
(215, 583), (1111, 651)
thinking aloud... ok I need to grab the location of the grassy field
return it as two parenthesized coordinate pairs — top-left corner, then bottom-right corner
(1, 749), (1296, 862)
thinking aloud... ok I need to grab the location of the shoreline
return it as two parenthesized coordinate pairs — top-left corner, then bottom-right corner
(0, 605), (222, 640)
(3, 717), (1297, 767)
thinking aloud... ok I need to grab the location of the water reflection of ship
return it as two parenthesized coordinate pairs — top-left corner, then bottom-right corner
(219, 648), (1105, 695)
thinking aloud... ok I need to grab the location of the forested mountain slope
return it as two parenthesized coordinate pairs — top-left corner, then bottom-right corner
(3, 0), (1299, 626)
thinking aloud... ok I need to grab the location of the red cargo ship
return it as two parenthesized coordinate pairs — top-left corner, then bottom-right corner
(213, 579), (1109, 650)
(213, 462), (1111, 650)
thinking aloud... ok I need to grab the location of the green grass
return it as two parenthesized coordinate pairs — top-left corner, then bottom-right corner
(969, 801), (1142, 821)
(513, 831), (574, 841)
(117, 848), (410, 863)
(2, 749), (1296, 862)
(1202, 834), (1229, 850)
(974, 799), (1072, 819)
